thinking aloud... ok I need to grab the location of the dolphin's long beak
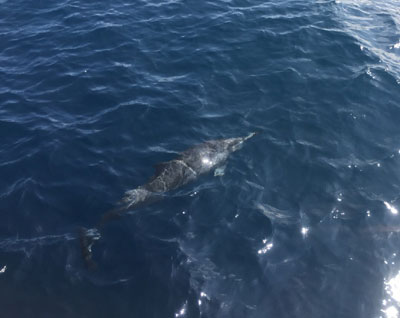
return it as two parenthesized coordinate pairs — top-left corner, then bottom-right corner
(243, 131), (260, 141)
(230, 131), (259, 152)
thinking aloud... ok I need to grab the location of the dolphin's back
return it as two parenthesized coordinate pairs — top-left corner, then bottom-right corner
(145, 139), (231, 193)
(144, 159), (197, 193)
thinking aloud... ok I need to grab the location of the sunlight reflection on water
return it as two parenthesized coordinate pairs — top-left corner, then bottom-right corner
(382, 269), (400, 318)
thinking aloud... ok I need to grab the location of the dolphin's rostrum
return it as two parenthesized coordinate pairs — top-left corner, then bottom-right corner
(80, 132), (258, 268)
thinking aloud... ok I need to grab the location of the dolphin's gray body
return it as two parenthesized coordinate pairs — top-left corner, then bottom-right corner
(80, 132), (258, 268)
(119, 132), (257, 209)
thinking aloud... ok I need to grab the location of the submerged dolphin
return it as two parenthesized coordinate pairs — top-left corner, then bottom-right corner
(80, 132), (258, 268)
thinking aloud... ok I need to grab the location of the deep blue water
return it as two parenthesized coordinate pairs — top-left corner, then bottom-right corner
(1, 0), (400, 317)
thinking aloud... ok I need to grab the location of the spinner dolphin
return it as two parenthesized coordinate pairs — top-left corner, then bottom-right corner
(80, 132), (258, 268)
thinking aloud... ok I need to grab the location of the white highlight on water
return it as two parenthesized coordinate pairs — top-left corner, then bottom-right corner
(384, 202), (398, 215)
(258, 239), (273, 255)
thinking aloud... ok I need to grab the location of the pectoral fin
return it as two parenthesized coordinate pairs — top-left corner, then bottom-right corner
(214, 165), (226, 177)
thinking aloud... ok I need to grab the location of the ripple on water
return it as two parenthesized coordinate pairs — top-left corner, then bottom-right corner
(0, 0), (400, 316)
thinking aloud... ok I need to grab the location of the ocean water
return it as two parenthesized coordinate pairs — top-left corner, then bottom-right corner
(1, 0), (400, 317)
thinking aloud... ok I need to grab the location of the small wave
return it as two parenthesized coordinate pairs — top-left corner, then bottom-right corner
(255, 203), (297, 225)
(0, 233), (76, 253)
(334, 0), (400, 83)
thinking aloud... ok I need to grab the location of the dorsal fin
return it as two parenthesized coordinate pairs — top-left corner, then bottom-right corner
(154, 161), (169, 174)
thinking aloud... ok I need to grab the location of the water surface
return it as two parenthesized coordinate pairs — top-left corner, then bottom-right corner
(1, 0), (400, 317)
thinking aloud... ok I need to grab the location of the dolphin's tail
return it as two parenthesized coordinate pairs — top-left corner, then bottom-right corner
(78, 205), (129, 269)
(78, 227), (101, 270)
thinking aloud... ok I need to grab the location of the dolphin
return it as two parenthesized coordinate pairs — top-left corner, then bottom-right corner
(79, 132), (258, 268)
